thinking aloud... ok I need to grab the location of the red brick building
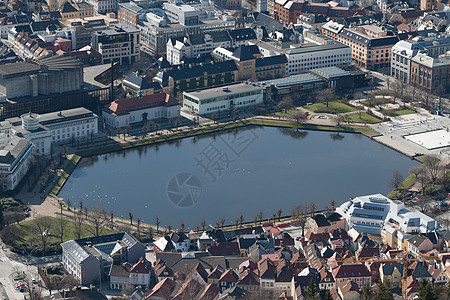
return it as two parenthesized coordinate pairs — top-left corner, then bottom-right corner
(410, 53), (450, 92)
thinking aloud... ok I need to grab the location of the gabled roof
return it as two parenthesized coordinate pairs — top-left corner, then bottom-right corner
(198, 283), (219, 300)
(130, 257), (151, 274)
(145, 278), (176, 299)
(238, 269), (260, 285)
(208, 265), (224, 279)
(219, 269), (239, 283)
(381, 262), (403, 276)
(408, 235), (430, 248)
(207, 242), (240, 256)
(338, 280), (359, 295)
(232, 45), (260, 61)
(258, 257), (276, 279)
(157, 61), (237, 83)
(110, 262), (132, 277)
(170, 232), (189, 244)
(227, 28), (257, 41)
(60, 2), (78, 13)
(332, 263), (371, 278)
(123, 73), (162, 91)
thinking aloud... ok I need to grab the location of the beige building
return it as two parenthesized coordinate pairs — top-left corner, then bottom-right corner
(306, 213), (346, 234)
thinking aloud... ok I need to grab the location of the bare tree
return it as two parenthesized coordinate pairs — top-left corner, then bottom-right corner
(276, 208), (283, 222)
(310, 203), (317, 217)
(218, 217), (226, 229)
(54, 213), (68, 243)
(137, 218), (142, 237)
(315, 88), (336, 108)
(33, 216), (52, 254)
(330, 199), (336, 210)
(128, 210), (134, 226)
(238, 213), (244, 229)
(155, 215), (160, 233)
(423, 155), (441, 186)
(179, 221), (185, 232)
(87, 206), (108, 237)
(277, 95), (294, 113)
(389, 170), (404, 198)
(409, 166), (428, 195)
(334, 114), (344, 127)
(200, 218), (207, 231)
(74, 211), (84, 239)
(290, 110), (309, 127)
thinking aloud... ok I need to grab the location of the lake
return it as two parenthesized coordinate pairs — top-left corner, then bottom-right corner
(58, 126), (419, 229)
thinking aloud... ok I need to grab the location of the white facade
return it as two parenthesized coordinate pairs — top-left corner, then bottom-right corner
(103, 93), (181, 129)
(129, 271), (151, 288)
(183, 83), (264, 115)
(88, 0), (118, 14)
(166, 34), (233, 65)
(251, 41), (351, 75)
(0, 128), (34, 191)
(337, 194), (439, 235)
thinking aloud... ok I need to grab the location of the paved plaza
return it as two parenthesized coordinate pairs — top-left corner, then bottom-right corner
(405, 129), (450, 150)
(370, 109), (450, 158)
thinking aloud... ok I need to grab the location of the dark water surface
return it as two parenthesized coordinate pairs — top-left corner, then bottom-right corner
(59, 127), (419, 229)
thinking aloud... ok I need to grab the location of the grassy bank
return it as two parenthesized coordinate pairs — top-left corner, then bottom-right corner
(49, 154), (81, 197)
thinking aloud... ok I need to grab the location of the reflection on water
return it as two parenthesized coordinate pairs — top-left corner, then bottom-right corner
(59, 127), (419, 228)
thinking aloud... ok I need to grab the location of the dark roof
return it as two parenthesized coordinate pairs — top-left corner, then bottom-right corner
(314, 214), (330, 227)
(170, 232), (189, 243)
(227, 28), (257, 41)
(123, 73), (162, 91)
(232, 45), (260, 61)
(207, 242), (240, 256)
(60, 2), (78, 13)
(255, 54), (287, 67)
(340, 28), (399, 47)
(408, 235), (429, 248)
(159, 60), (237, 83)
(30, 19), (60, 32)
(382, 262), (403, 276)
(0, 61), (40, 77)
(238, 238), (257, 250)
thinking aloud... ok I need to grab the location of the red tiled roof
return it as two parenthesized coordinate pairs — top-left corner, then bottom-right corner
(219, 269), (239, 283)
(145, 278), (175, 299)
(104, 92), (178, 116)
(198, 283), (219, 300)
(130, 257), (151, 274)
(332, 263), (371, 279)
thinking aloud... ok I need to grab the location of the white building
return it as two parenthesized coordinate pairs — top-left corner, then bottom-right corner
(391, 36), (450, 83)
(138, 3), (235, 56)
(250, 40), (352, 75)
(102, 92), (181, 129)
(110, 257), (152, 290)
(0, 125), (34, 191)
(87, 0), (118, 14)
(182, 82), (264, 115)
(91, 24), (140, 65)
(166, 31), (232, 65)
(336, 194), (439, 235)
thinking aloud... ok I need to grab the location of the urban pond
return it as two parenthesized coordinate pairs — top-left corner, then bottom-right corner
(59, 127), (419, 228)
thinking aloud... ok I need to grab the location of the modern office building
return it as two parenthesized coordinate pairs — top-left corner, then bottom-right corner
(336, 194), (439, 235)
(182, 82), (263, 115)
(91, 24), (140, 65)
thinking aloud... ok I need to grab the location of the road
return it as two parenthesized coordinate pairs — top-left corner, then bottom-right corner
(0, 245), (25, 300)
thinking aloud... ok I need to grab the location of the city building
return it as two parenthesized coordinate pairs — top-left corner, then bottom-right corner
(390, 36), (450, 83)
(420, 0), (441, 10)
(153, 60), (239, 96)
(103, 92), (180, 129)
(0, 124), (34, 191)
(122, 72), (162, 96)
(0, 55), (83, 100)
(166, 31), (232, 65)
(91, 24), (140, 65)
(87, 0), (117, 14)
(118, 2), (145, 28)
(306, 213), (346, 234)
(250, 40), (351, 75)
(182, 82), (264, 115)
(61, 14), (118, 49)
(322, 21), (400, 69)
(332, 263), (372, 289)
(59, 1), (94, 20)
(137, 1), (235, 56)
(213, 45), (287, 80)
(274, 0), (366, 27)
(336, 194), (440, 235)
(109, 257), (152, 290)
(410, 52), (450, 92)
(61, 232), (145, 285)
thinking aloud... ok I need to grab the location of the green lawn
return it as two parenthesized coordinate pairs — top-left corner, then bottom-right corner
(250, 118), (380, 138)
(304, 101), (356, 114)
(359, 98), (392, 107)
(384, 109), (416, 117)
(2, 215), (118, 254)
(344, 112), (382, 124)
(387, 174), (416, 198)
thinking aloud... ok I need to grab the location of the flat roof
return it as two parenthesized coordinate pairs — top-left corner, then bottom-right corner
(289, 43), (348, 55)
(257, 73), (322, 88)
(0, 62), (40, 78)
(38, 108), (96, 125)
(311, 66), (351, 79)
(183, 83), (262, 99)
